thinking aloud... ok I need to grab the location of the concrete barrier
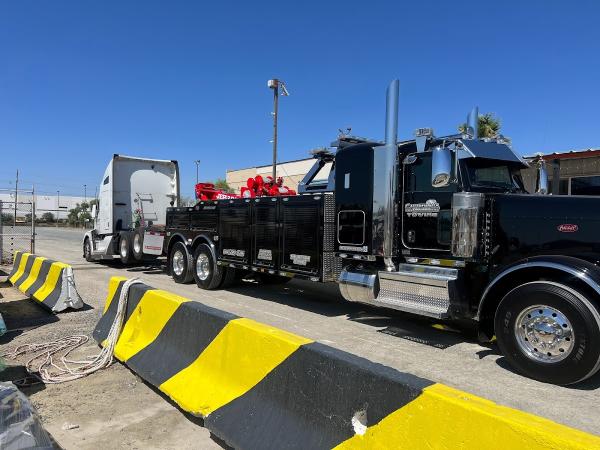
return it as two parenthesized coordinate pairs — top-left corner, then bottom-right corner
(94, 277), (600, 450)
(8, 251), (83, 313)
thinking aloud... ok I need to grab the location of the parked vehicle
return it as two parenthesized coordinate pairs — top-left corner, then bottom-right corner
(162, 80), (600, 385)
(83, 155), (179, 264)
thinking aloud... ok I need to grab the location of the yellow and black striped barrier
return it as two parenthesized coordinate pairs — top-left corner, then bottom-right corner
(8, 251), (83, 313)
(94, 277), (600, 450)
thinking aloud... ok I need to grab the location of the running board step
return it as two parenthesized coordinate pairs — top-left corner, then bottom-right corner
(375, 265), (458, 319)
(339, 264), (459, 319)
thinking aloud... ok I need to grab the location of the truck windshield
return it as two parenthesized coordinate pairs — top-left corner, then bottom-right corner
(464, 161), (525, 192)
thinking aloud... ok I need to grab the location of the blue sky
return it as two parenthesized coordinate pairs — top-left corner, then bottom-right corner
(1, 0), (599, 198)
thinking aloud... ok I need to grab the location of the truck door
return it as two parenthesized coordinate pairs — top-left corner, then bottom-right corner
(97, 169), (113, 235)
(401, 152), (456, 252)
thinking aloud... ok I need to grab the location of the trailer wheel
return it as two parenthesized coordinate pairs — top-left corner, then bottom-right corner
(132, 230), (144, 261)
(193, 244), (223, 290)
(494, 281), (600, 385)
(83, 238), (93, 262)
(119, 232), (134, 265)
(168, 241), (193, 283)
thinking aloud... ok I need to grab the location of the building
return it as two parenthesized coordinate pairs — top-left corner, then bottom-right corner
(0, 192), (87, 221)
(522, 148), (600, 195)
(228, 147), (600, 197)
(226, 158), (315, 193)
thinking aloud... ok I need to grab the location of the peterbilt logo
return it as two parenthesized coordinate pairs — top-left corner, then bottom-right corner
(557, 224), (579, 233)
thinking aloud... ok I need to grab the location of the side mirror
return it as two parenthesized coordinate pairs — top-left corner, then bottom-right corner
(91, 204), (97, 219)
(431, 146), (452, 188)
(536, 160), (549, 194)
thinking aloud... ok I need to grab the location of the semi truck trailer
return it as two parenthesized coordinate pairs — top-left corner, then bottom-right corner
(160, 80), (600, 385)
(83, 155), (179, 263)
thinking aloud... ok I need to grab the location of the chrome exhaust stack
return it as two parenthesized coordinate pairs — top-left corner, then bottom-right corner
(372, 79), (399, 271)
(466, 106), (479, 139)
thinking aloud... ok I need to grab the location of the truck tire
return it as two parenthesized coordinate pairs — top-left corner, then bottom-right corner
(192, 244), (223, 290)
(169, 241), (194, 283)
(494, 281), (600, 385)
(83, 238), (93, 262)
(119, 232), (134, 265)
(132, 229), (144, 261)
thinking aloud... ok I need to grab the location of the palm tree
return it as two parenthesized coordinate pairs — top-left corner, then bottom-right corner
(458, 113), (501, 138)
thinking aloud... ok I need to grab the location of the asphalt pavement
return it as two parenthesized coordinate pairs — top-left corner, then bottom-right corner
(11, 226), (600, 439)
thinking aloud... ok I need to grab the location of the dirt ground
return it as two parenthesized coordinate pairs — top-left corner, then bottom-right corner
(0, 277), (222, 449)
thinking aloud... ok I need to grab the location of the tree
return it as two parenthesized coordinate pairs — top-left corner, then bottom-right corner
(67, 203), (92, 226)
(179, 196), (196, 207)
(458, 113), (501, 138)
(214, 178), (234, 193)
(41, 212), (55, 222)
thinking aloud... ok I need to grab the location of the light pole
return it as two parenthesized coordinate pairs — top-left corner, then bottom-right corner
(267, 79), (289, 181)
(56, 190), (60, 228)
(84, 184), (87, 204)
(194, 160), (201, 185)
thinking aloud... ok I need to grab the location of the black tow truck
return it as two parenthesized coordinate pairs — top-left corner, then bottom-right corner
(164, 80), (600, 385)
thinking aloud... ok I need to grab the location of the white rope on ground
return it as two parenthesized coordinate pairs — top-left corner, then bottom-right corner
(2, 278), (143, 384)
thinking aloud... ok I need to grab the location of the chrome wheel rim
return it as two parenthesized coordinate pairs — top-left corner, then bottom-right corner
(515, 304), (574, 363)
(120, 239), (128, 258)
(133, 234), (142, 253)
(196, 253), (210, 281)
(172, 250), (185, 276)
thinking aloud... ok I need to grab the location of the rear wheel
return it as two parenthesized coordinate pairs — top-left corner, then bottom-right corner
(119, 232), (134, 265)
(495, 281), (600, 385)
(193, 244), (223, 290)
(169, 241), (193, 283)
(132, 230), (144, 261)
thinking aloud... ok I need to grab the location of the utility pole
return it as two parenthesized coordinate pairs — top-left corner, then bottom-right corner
(84, 184), (87, 204)
(194, 160), (201, 184)
(267, 79), (289, 181)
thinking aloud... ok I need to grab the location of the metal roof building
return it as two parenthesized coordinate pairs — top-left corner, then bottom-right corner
(522, 148), (600, 195)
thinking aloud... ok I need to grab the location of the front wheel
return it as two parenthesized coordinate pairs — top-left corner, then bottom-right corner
(169, 242), (194, 283)
(495, 281), (600, 385)
(83, 238), (93, 262)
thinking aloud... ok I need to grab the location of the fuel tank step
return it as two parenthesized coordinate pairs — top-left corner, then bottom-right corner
(339, 264), (458, 319)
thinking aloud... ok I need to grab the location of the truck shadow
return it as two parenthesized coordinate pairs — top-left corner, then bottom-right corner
(492, 356), (600, 390)
(229, 278), (478, 350)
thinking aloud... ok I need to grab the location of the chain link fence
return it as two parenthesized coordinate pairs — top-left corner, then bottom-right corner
(0, 196), (35, 265)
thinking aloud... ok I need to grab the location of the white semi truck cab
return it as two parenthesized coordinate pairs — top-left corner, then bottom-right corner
(83, 154), (180, 263)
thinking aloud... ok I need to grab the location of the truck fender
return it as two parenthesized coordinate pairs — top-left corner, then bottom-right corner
(476, 255), (600, 336)
(166, 232), (188, 256)
(83, 230), (93, 244)
(191, 234), (218, 261)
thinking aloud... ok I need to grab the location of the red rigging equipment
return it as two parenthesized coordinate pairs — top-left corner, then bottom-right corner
(195, 175), (296, 201)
